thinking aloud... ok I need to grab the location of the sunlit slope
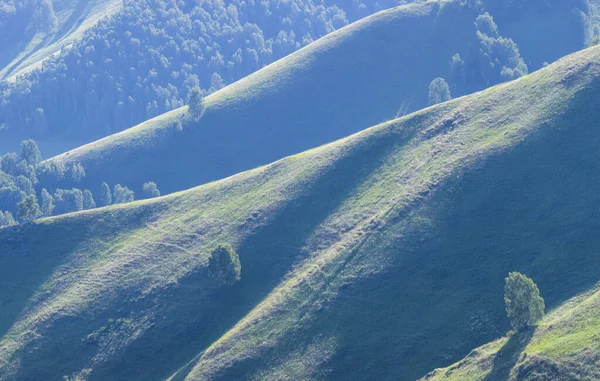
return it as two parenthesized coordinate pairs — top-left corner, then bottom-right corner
(0, 0), (122, 80)
(51, 0), (485, 195)
(3, 45), (600, 381)
(422, 284), (600, 381)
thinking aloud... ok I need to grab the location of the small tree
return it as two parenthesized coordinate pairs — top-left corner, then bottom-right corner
(99, 182), (112, 206)
(69, 162), (86, 183)
(40, 188), (55, 216)
(143, 181), (161, 198)
(83, 190), (96, 210)
(53, 188), (84, 214)
(0, 153), (18, 175)
(36, 161), (65, 187)
(187, 86), (205, 121)
(0, 211), (16, 227)
(17, 195), (40, 222)
(505, 272), (545, 331)
(20, 140), (42, 167)
(208, 243), (241, 286)
(113, 184), (134, 204)
(428, 77), (452, 106)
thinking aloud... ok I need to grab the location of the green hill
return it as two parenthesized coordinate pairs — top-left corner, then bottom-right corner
(2, 42), (600, 380)
(1, 0), (591, 144)
(49, 0), (585, 197)
(0, 0), (122, 81)
(421, 284), (600, 381)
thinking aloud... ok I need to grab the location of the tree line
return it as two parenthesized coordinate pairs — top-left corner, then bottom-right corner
(0, 140), (161, 226)
(0, 0), (407, 139)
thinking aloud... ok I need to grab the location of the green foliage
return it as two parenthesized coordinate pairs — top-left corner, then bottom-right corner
(208, 243), (241, 286)
(19, 140), (41, 166)
(36, 161), (65, 187)
(40, 188), (54, 216)
(0, 0), (399, 138)
(17, 194), (40, 222)
(0, 211), (16, 227)
(15, 175), (33, 195)
(428, 77), (451, 106)
(113, 184), (134, 204)
(0, 153), (18, 175)
(505, 272), (545, 331)
(83, 190), (96, 210)
(186, 87), (205, 122)
(142, 182), (160, 198)
(68, 163), (86, 183)
(54, 189), (84, 214)
(99, 182), (112, 206)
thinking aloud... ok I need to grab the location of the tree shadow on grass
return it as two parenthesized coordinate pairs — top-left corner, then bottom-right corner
(484, 329), (534, 381)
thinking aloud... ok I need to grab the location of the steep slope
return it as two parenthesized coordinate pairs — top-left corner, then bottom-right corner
(422, 285), (600, 381)
(48, 0), (509, 195)
(2, 45), (600, 380)
(0, 0), (122, 80)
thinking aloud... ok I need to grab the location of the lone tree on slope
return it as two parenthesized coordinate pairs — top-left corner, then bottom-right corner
(208, 243), (241, 286)
(186, 86), (205, 121)
(504, 272), (545, 331)
(428, 77), (452, 106)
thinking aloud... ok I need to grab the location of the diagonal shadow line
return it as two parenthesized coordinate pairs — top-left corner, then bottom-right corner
(484, 329), (534, 381)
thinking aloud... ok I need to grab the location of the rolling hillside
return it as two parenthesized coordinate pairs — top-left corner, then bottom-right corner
(2, 43), (600, 380)
(49, 0), (591, 197)
(0, 0), (122, 81)
(422, 284), (600, 381)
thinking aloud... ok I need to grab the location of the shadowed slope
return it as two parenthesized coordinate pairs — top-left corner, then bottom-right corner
(422, 284), (600, 381)
(2, 45), (600, 380)
(50, 0), (487, 195)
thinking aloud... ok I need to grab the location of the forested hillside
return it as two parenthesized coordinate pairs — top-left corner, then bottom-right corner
(43, 0), (590, 200)
(0, 0), (407, 139)
(2, 42), (600, 381)
(0, 0), (592, 144)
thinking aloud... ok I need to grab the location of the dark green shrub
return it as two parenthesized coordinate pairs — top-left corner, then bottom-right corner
(17, 194), (40, 222)
(208, 244), (241, 286)
(505, 272), (545, 330)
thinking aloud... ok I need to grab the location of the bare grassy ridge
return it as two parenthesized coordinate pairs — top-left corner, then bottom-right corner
(2, 44), (600, 380)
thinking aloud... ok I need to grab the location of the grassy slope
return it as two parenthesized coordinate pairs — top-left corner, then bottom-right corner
(2, 44), (600, 380)
(50, 0), (490, 195)
(421, 285), (600, 381)
(50, 0), (593, 198)
(0, 0), (122, 81)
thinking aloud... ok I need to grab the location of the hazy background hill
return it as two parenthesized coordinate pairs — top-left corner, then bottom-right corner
(44, 0), (593, 201)
(0, 0), (123, 81)
(0, 0), (594, 156)
(1, 42), (600, 380)
(0, 0), (410, 154)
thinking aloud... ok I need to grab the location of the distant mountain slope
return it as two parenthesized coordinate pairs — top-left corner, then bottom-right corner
(1, 0), (591, 147)
(49, 0), (533, 196)
(0, 0), (122, 80)
(422, 284), (600, 381)
(2, 44), (600, 380)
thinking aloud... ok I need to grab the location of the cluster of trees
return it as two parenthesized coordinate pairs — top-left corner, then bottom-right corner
(449, 12), (528, 88)
(0, 0), (407, 138)
(0, 140), (161, 227)
(424, 11), (528, 108)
